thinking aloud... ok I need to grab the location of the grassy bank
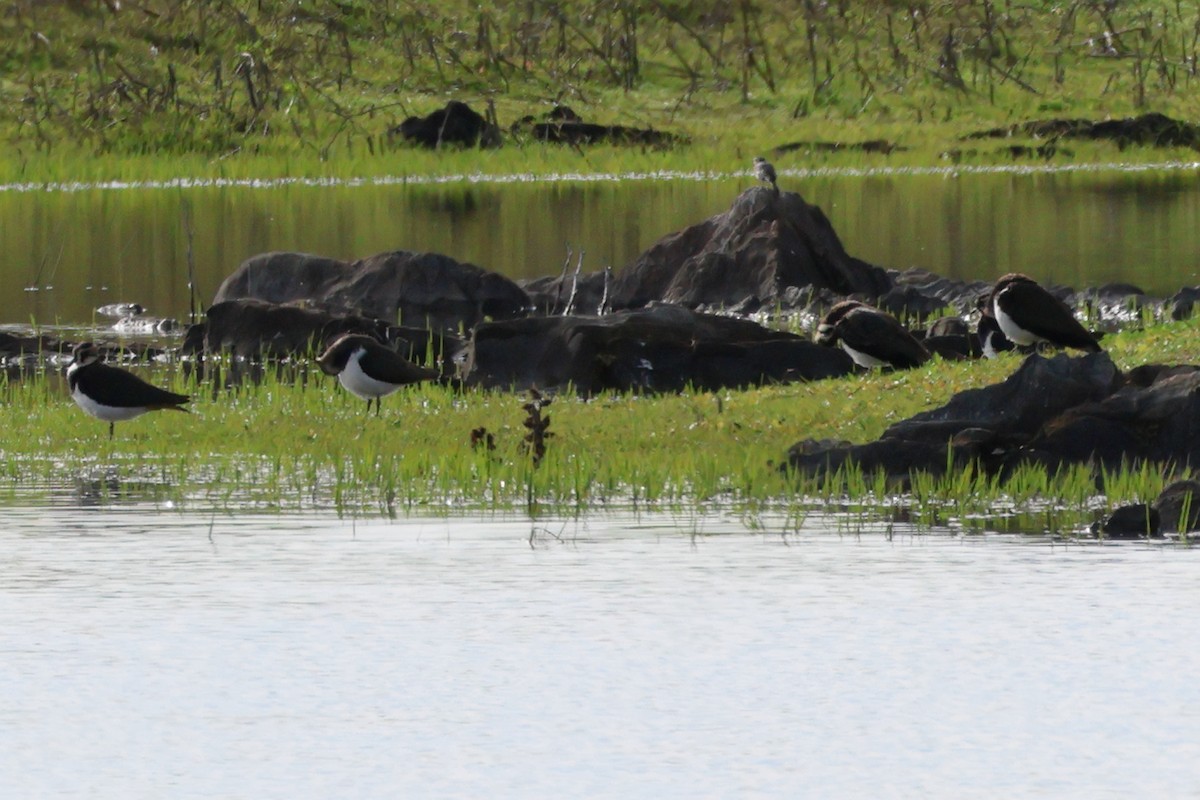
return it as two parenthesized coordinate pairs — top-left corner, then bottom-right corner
(2, 316), (1197, 530)
(5, 2), (1200, 183)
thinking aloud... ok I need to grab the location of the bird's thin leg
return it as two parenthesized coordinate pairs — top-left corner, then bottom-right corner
(108, 422), (114, 439)
(374, 397), (381, 417)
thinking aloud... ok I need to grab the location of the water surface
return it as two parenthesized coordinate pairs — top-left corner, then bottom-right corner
(3, 506), (1197, 798)
(4, 165), (1200, 326)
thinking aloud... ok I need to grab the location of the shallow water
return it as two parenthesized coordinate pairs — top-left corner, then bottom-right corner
(4, 164), (1200, 326)
(3, 505), (1198, 798)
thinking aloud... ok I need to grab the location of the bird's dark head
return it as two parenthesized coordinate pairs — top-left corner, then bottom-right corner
(993, 272), (1037, 294)
(815, 300), (865, 345)
(316, 334), (371, 375)
(70, 342), (102, 368)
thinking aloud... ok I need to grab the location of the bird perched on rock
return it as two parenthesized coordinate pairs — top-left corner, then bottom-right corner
(316, 334), (439, 416)
(753, 156), (778, 193)
(66, 342), (190, 439)
(816, 300), (931, 370)
(986, 273), (1102, 353)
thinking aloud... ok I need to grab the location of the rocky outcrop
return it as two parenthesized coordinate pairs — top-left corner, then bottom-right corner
(183, 299), (462, 367)
(459, 304), (854, 394)
(607, 188), (892, 315)
(213, 250), (530, 333)
(392, 100), (501, 149)
(511, 105), (684, 148)
(964, 112), (1200, 149)
(784, 352), (1126, 480)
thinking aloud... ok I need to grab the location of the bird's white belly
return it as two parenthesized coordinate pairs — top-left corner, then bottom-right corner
(840, 341), (887, 369)
(994, 301), (1041, 346)
(72, 386), (147, 422)
(338, 355), (401, 400)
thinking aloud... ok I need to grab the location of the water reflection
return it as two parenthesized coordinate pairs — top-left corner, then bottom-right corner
(3, 167), (1200, 325)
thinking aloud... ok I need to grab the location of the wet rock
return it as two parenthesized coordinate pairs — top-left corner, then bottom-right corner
(1167, 287), (1200, 321)
(183, 299), (461, 366)
(392, 100), (501, 149)
(512, 106), (684, 148)
(213, 250), (530, 334)
(1026, 366), (1200, 470)
(460, 304), (854, 394)
(1091, 503), (1162, 539)
(96, 303), (145, 318)
(608, 188), (891, 315)
(520, 269), (610, 316)
(1152, 479), (1200, 534)
(784, 353), (1123, 480)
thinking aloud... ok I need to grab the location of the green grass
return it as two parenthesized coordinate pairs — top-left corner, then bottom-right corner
(5, 1), (1200, 184)
(3, 315), (1197, 531)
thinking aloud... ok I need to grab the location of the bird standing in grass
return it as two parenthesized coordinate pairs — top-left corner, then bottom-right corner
(316, 334), (439, 416)
(753, 156), (779, 193)
(986, 273), (1102, 353)
(66, 342), (191, 439)
(816, 300), (931, 370)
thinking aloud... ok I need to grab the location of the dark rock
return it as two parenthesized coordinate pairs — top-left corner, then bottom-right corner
(1153, 479), (1200, 534)
(459, 304), (854, 394)
(1025, 367), (1200, 470)
(1167, 287), (1200, 320)
(608, 189), (891, 314)
(183, 299), (461, 366)
(885, 352), (1121, 444)
(926, 316), (970, 338)
(783, 353), (1123, 480)
(520, 270), (610, 316)
(512, 107), (684, 148)
(773, 139), (905, 156)
(964, 112), (1200, 149)
(393, 100), (501, 149)
(1091, 504), (1162, 539)
(212, 250), (530, 334)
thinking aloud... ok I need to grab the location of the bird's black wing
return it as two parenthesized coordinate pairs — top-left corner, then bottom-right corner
(81, 363), (190, 408)
(838, 311), (931, 368)
(1000, 282), (1102, 351)
(359, 345), (439, 385)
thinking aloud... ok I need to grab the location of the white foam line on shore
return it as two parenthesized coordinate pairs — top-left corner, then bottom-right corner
(1, 160), (1198, 194)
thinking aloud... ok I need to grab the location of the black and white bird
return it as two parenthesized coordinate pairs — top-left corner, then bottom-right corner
(66, 342), (191, 439)
(816, 300), (931, 370)
(753, 156), (778, 192)
(986, 273), (1102, 353)
(316, 334), (438, 416)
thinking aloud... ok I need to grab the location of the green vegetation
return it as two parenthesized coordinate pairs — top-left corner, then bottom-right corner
(5, 1), (1200, 183)
(2, 316), (1197, 532)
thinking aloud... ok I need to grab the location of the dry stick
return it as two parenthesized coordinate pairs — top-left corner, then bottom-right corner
(181, 198), (197, 326)
(552, 247), (572, 315)
(749, 5), (777, 91)
(598, 266), (613, 315)
(653, 1), (724, 70)
(563, 250), (584, 316)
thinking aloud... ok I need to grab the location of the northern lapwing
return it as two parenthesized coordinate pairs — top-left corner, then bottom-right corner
(66, 342), (191, 439)
(816, 300), (931, 370)
(974, 294), (1017, 359)
(753, 156), (778, 193)
(316, 334), (438, 416)
(987, 273), (1102, 353)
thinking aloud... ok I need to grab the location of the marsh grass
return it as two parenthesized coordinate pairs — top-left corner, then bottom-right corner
(8, 2), (1200, 184)
(3, 316), (1198, 532)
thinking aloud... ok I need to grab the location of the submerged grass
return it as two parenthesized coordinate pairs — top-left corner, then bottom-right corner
(4, 315), (1199, 532)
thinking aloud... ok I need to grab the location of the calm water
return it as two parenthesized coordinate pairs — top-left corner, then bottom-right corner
(4, 165), (1200, 326)
(3, 505), (1198, 798)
